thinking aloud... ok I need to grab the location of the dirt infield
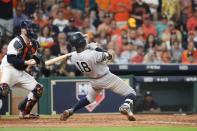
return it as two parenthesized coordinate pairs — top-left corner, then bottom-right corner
(0, 114), (197, 128)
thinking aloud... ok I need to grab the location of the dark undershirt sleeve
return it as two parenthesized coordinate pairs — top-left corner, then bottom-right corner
(7, 54), (26, 70)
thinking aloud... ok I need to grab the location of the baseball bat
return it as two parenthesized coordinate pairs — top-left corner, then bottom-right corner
(45, 53), (71, 66)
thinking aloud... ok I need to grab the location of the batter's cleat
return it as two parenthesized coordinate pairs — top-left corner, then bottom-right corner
(119, 103), (136, 121)
(60, 108), (74, 121)
(19, 111), (40, 119)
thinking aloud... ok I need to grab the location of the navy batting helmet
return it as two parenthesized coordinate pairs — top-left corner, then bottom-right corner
(20, 20), (39, 39)
(68, 32), (87, 48)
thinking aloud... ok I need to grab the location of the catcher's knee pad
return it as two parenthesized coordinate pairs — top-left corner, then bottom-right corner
(32, 84), (43, 99)
(0, 83), (10, 98)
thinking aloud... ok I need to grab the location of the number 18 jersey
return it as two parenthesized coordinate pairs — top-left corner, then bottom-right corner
(70, 49), (109, 78)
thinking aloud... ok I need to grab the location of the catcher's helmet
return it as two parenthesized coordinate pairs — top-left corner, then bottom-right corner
(68, 32), (87, 48)
(20, 20), (39, 39)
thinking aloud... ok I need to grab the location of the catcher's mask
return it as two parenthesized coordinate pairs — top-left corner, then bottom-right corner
(20, 20), (39, 39)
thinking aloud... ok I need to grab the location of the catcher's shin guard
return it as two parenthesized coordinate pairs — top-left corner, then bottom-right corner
(24, 98), (37, 115)
(18, 97), (28, 111)
(18, 94), (39, 119)
(18, 84), (43, 117)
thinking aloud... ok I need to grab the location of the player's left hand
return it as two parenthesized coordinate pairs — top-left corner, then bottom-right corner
(104, 51), (112, 60)
(107, 52), (113, 60)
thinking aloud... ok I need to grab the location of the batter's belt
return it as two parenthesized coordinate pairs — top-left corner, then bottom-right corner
(89, 71), (109, 79)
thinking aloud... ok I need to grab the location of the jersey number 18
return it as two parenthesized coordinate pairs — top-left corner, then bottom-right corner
(76, 62), (91, 72)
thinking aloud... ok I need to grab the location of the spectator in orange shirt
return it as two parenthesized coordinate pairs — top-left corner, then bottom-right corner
(13, 0), (20, 9)
(182, 41), (197, 64)
(72, 9), (83, 28)
(109, 0), (132, 28)
(64, 0), (71, 4)
(33, 9), (49, 28)
(96, 0), (111, 12)
(131, 42), (144, 64)
(187, 9), (197, 32)
(110, 20), (122, 36)
(142, 14), (157, 39)
(63, 5), (74, 20)
(58, 1), (73, 20)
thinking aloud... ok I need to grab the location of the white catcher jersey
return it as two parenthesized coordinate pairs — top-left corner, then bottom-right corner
(70, 49), (109, 78)
(0, 37), (38, 91)
(1, 37), (20, 67)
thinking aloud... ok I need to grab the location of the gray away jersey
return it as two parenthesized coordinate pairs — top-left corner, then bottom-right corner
(70, 49), (109, 78)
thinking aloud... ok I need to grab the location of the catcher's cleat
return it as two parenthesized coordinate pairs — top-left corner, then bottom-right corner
(19, 111), (40, 119)
(60, 108), (73, 121)
(119, 103), (136, 121)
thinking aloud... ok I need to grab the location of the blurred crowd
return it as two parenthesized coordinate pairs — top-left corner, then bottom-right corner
(0, 0), (197, 77)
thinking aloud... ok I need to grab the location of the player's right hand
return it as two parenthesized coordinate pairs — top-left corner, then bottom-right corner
(25, 59), (36, 66)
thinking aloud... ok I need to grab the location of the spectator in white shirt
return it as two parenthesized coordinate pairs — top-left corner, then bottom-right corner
(53, 10), (69, 32)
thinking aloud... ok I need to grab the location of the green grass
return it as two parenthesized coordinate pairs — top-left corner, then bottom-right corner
(0, 127), (196, 131)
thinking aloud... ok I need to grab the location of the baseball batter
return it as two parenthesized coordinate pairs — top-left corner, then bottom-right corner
(60, 32), (136, 121)
(0, 20), (43, 119)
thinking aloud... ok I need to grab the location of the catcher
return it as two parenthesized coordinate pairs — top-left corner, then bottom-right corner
(0, 20), (43, 119)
